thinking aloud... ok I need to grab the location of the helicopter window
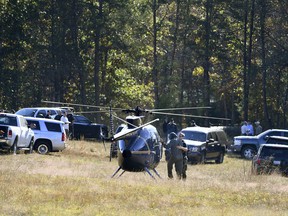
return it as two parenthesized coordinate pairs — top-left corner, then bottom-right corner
(118, 129), (150, 152)
(132, 136), (149, 151)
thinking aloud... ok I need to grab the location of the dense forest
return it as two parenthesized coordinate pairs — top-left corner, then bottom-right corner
(0, 0), (287, 130)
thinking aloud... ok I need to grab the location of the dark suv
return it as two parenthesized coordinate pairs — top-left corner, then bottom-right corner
(72, 115), (108, 140)
(251, 144), (288, 176)
(180, 127), (228, 164)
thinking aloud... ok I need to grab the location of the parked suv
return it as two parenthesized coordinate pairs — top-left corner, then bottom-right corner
(16, 107), (63, 118)
(72, 114), (108, 140)
(25, 117), (66, 154)
(251, 144), (288, 176)
(180, 126), (228, 164)
(231, 129), (288, 159)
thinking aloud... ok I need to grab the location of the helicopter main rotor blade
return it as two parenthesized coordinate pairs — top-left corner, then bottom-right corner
(148, 106), (211, 112)
(152, 111), (230, 121)
(113, 118), (159, 141)
(41, 100), (123, 111)
(74, 110), (108, 114)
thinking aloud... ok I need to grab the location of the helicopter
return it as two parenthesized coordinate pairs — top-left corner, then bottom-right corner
(108, 106), (163, 179)
(41, 100), (230, 179)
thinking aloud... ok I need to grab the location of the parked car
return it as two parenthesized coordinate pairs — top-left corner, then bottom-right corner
(251, 144), (288, 176)
(0, 113), (34, 154)
(16, 107), (63, 118)
(25, 117), (66, 154)
(72, 114), (108, 140)
(180, 126), (228, 164)
(231, 129), (288, 159)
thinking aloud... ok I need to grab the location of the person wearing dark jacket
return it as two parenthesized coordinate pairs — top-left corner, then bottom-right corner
(54, 110), (62, 121)
(166, 118), (178, 141)
(167, 132), (188, 179)
(45, 110), (52, 119)
(178, 132), (188, 180)
(162, 117), (168, 142)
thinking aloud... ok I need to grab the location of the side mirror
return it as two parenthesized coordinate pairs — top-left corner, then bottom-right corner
(207, 138), (215, 143)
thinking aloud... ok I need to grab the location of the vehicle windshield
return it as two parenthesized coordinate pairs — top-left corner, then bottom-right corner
(181, 131), (207, 142)
(74, 115), (91, 123)
(0, 116), (17, 126)
(260, 147), (288, 159)
(16, 108), (37, 117)
(267, 138), (288, 145)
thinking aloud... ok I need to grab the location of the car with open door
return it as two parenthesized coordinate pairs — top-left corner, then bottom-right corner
(251, 144), (288, 176)
(25, 117), (66, 154)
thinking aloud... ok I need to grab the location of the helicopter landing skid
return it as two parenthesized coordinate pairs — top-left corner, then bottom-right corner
(152, 168), (162, 179)
(111, 166), (161, 180)
(111, 166), (125, 178)
(144, 167), (162, 180)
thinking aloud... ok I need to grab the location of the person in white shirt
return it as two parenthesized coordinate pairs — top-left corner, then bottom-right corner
(241, 121), (247, 135)
(60, 111), (70, 138)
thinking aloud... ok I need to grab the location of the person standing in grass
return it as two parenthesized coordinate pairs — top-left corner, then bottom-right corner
(178, 132), (188, 180)
(61, 111), (70, 138)
(167, 132), (188, 179)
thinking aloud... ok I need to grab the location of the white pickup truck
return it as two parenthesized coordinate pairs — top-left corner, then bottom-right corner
(0, 113), (34, 154)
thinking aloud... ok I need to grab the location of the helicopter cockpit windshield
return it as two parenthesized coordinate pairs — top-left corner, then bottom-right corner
(118, 129), (150, 152)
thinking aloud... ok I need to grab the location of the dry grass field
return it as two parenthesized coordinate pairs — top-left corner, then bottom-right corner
(0, 140), (287, 216)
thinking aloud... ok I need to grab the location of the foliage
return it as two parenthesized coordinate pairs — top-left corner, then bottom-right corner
(0, 0), (287, 128)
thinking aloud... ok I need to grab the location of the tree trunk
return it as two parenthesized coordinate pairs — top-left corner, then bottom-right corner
(203, 0), (212, 126)
(72, 0), (86, 105)
(243, 0), (249, 121)
(259, 0), (271, 128)
(169, 0), (180, 76)
(284, 88), (288, 128)
(246, 0), (255, 121)
(152, 0), (159, 107)
(94, 0), (103, 122)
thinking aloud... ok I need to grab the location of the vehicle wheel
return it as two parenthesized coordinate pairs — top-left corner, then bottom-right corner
(215, 152), (224, 164)
(241, 146), (256, 160)
(35, 142), (50, 155)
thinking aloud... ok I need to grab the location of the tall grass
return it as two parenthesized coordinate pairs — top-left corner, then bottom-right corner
(0, 140), (287, 216)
